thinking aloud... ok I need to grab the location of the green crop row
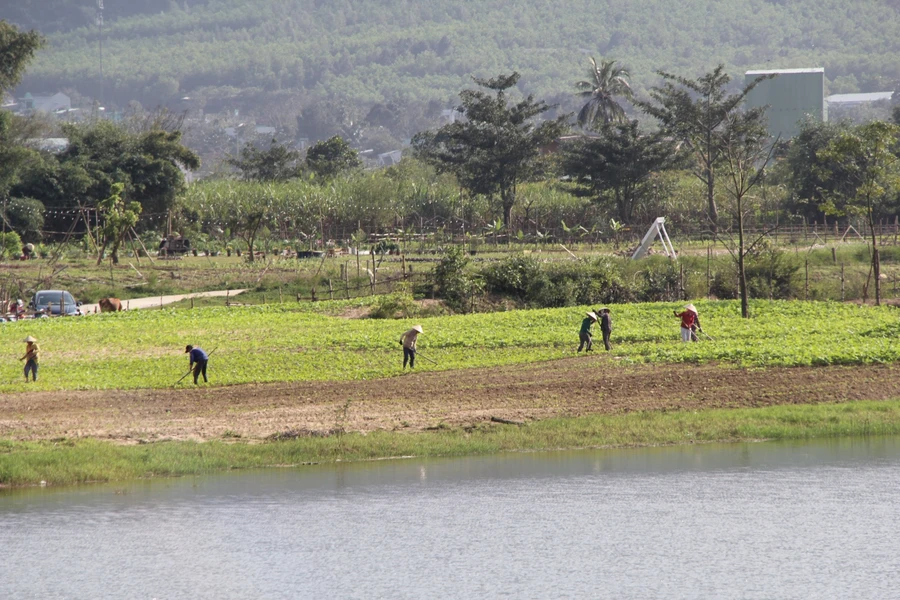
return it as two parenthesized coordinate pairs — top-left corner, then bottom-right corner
(0, 299), (897, 392)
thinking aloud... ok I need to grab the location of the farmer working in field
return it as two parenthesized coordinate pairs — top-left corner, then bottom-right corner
(399, 325), (423, 369)
(19, 336), (39, 382)
(185, 344), (209, 384)
(596, 307), (612, 351)
(577, 311), (598, 352)
(674, 304), (700, 342)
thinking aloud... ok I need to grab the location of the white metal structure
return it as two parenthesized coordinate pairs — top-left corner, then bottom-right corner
(631, 217), (677, 261)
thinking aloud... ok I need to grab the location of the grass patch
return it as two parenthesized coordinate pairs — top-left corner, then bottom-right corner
(3, 400), (900, 488)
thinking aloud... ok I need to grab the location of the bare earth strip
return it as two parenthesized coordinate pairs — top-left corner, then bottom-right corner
(80, 289), (247, 314)
(0, 357), (897, 442)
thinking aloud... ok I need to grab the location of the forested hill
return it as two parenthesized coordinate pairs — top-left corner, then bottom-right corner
(12, 0), (900, 126)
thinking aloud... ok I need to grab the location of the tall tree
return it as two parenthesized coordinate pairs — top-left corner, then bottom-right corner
(784, 118), (854, 221)
(412, 72), (568, 228)
(575, 57), (632, 131)
(0, 20), (44, 94)
(818, 121), (900, 305)
(220, 185), (278, 262)
(637, 65), (771, 231)
(96, 183), (142, 265)
(715, 108), (776, 318)
(562, 120), (677, 223)
(227, 138), (301, 181)
(0, 21), (44, 238)
(305, 135), (362, 180)
(15, 121), (200, 229)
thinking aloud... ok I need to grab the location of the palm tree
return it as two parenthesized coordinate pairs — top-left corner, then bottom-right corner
(575, 57), (633, 130)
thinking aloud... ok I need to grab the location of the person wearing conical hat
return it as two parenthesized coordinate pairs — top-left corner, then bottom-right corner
(577, 311), (598, 353)
(19, 336), (39, 382)
(674, 304), (699, 343)
(399, 325), (423, 369)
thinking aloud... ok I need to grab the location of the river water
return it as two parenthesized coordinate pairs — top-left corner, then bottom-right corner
(2, 437), (899, 599)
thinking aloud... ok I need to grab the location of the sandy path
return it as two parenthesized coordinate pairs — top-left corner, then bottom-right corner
(0, 358), (896, 443)
(81, 289), (247, 314)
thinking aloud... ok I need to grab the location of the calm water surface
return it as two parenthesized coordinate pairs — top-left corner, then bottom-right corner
(2, 437), (900, 599)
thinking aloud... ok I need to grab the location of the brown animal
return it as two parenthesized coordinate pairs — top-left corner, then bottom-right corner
(98, 297), (123, 312)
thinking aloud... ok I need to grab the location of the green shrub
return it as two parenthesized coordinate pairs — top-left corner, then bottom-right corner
(637, 261), (682, 302)
(482, 254), (543, 299)
(484, 257), (631, 308)
(0, 231), (22, 259)
(746, 246), (800, 299)
(710, 246), (799, 300)
(433, 246), (483, 313)
(369, 292), (419, 319)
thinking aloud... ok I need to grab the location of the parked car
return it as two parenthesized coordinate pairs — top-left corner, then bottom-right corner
(159, 235), (191, 257)
(29, 290), (82, 316)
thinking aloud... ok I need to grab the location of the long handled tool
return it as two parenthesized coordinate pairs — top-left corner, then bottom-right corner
(700, 330), (716, 342)
(174, 346), (218, 386)
(413, 350), (438, 366)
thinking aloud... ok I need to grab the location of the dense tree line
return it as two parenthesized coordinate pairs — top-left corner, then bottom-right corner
(4, 14), (900, 310)
(9, 0), (900, 136)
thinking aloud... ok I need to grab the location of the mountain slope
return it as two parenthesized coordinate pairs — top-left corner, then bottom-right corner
(14, 0), (900, 118)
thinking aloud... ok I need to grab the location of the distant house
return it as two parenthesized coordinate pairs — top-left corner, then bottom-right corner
(19, 92), (71, 114)
(744, 68), (826, 139)
(826, 92), (893, 107)
(378, 150), (402, 166)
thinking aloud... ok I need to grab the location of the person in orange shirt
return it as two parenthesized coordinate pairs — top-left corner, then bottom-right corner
(674, 304), (699, 343)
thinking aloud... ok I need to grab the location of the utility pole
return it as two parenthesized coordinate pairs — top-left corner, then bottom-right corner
(97, 0), (104, 109)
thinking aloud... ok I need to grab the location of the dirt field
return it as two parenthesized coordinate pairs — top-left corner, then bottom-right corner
(1, 356), (897, 443)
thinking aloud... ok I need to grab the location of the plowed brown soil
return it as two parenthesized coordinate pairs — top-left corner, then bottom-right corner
(1, 357), (897, 442)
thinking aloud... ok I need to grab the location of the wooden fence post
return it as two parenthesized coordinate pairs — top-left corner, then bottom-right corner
(841, 263), (845, 302)
(805, 259), (809, 300)
(706, 245), (711, 299)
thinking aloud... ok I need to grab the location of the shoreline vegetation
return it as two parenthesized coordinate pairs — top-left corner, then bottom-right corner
(3, 400), (900, 489)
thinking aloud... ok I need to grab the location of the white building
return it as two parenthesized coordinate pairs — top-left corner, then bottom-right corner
(19, 92), (72, 113)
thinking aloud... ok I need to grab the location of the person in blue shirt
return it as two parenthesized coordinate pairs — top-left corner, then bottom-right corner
(185, 345), (209, 384)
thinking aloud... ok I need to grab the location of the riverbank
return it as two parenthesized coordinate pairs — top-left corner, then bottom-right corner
(3, 400), (900, 488)
(2, 360), (900, 487)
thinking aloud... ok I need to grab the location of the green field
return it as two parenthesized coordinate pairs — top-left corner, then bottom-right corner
(1, 298), (898, 393)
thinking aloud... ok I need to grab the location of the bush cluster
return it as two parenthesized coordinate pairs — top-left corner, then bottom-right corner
(478, 254), (628, 308)
(436, 249), (801, 310)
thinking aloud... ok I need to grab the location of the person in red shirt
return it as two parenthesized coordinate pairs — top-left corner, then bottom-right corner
(674, 304), (699, 342)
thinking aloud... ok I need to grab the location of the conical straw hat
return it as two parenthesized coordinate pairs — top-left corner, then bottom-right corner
(412, 325), (423, 333)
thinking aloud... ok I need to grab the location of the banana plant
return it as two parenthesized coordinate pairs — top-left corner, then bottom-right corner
(609, 218), (625, 250)
(484, 218), (505, 246)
